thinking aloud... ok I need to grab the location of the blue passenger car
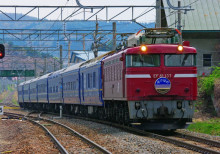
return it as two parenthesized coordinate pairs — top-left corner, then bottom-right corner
(18, 82), (25, 105)
(48, 70), (63, 104)
(79, 59), (103, 106)
(29, 78), (38, 103)
(62, 63), (82, 104)
(37, 73), (50, 104)
(23, 80), (32, 103)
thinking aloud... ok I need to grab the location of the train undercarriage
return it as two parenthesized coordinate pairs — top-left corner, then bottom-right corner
(19, 101), (192, 130)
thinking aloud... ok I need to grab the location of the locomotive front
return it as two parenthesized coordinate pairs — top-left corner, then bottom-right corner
(125, 29), (197, 130)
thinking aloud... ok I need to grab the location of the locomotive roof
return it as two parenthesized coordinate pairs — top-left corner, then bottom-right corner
(125, 44), (196, 54)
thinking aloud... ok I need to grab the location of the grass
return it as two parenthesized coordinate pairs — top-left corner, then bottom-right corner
(0, 91), (9, 103)
(12, 91), (19, 106)
(187, 119), (220, 136)
(0, 90), (19, 106)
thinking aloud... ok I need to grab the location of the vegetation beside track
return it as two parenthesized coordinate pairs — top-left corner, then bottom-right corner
(11, 91), (19, 106)
(0, 91), (9, 103)
(194, 66), (220, 116)
(187, 118), (220, 136)
(0, 85), (19, 106)
(200, 65), (220, 95)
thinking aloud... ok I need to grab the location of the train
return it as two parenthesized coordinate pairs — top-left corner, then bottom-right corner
(18, 28), (197, 130)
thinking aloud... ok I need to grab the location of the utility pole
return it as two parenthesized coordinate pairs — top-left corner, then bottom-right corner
(68, 40), (71, 66)
(166, 0), (193, 44)
(83, 34), (85, 51)
(34, 59), (37, 77)
(177, 1), (182, 44)
(112, 22), (116, 51)
(54, 58), (56, 71)
(93, 16), (99, 58)
(60, 45), (63, 69)
(156, 0), (161, 28)
(24, 65), (26, 81)
(44, 57), (47, 74)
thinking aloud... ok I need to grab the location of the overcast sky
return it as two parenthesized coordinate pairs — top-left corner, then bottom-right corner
(0, 0), (156, 22)
(0, 0), (155, 6)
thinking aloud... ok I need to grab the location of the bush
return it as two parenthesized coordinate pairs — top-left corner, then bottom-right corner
(201, 66), (220, 95)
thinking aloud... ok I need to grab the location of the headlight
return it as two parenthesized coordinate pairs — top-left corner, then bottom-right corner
(177, 45), (183, 52)
(140, 45), (147, 52)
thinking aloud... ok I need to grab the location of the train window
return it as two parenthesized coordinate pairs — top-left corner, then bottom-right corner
(107, 68), (109, 82)
(73, 81), (76, 90)
(165, 54), (196, 67)
(93, 72), (96, 88)
(126, 54), (160, 67)
(106, 68), (108, 82)
(87, 74), (90, 88)
(114, 65), (116, 81)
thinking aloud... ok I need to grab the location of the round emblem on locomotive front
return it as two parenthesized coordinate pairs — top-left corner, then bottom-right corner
(155, 77), (171, 94)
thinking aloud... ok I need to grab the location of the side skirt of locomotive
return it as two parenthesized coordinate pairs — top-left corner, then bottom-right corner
(19, 100), (193, 130)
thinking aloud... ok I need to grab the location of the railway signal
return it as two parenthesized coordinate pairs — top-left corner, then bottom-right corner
(0, 44), (5, 59)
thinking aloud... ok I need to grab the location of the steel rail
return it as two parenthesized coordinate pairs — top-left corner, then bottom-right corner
(174, 132), (220, 148)
(3, 112), (24, 119)
(24, 112), (69, 154)
(39, 113), (111, 154)
(47, 112), (220, 154)
(3, 112), (68, 154)
(26, 117), (69, 154)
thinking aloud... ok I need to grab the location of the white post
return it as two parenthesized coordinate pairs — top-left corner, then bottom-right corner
(60, 105), (63, 118)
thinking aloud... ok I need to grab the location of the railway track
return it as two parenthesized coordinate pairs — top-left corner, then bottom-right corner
(3, 112), (24, 119)
(3, 112), (111, 154)
(45, 112), (220, 154)
(173, 132), (220, 149)
(4, 111), (220, 153)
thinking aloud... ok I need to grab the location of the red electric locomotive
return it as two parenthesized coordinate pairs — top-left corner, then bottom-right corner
(102, 28), (197, 130)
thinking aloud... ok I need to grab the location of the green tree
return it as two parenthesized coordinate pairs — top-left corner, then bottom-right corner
(201, 65), (220, 95)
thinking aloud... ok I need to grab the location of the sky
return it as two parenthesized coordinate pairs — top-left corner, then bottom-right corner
(0, 0), (156, 22)
(0, 0), (155, 6)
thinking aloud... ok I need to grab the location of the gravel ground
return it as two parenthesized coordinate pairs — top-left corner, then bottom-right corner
(0, 115), (59, 153)
(4, 109), (218, 153)
(50, 117), (197, 154)
(37, 119), (100, 153)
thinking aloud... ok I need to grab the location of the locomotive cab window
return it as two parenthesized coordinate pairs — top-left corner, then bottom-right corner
(126, 54), (160, 67)
(165, 54), (196, 67)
